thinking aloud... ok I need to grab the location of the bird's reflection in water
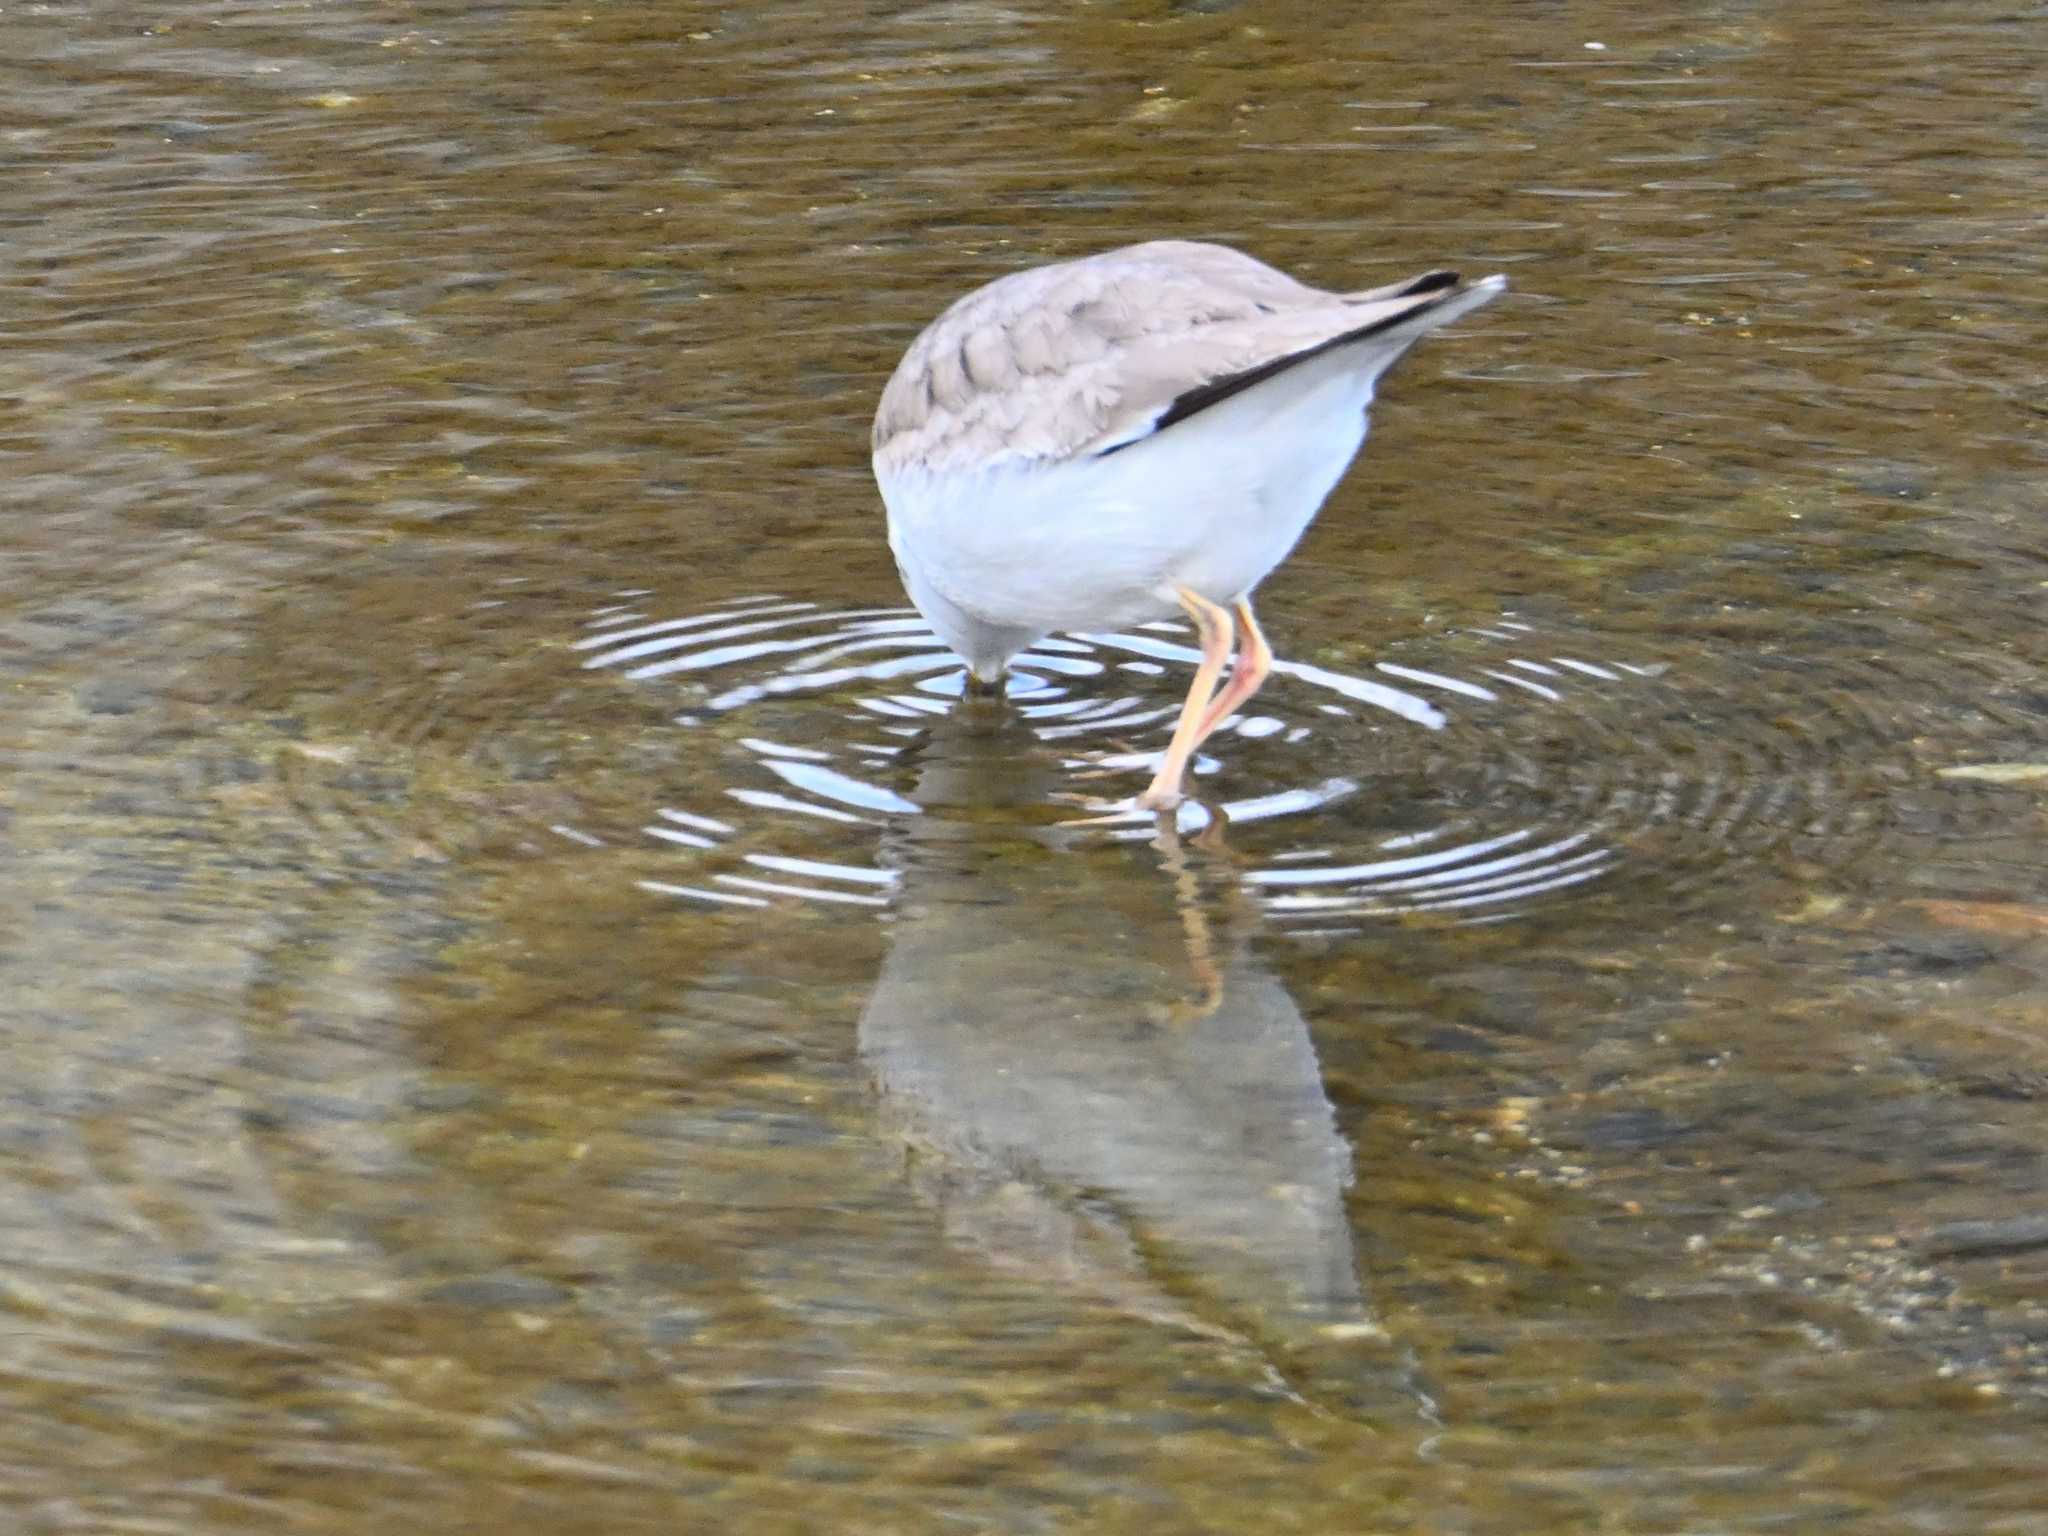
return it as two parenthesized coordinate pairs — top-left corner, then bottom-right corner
(860, 698), (1412, 1407)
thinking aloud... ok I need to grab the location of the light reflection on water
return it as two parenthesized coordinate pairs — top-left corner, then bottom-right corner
(3, 0), (2047, 1527)
(570, 590), (1894, 929)
(857, 704), (1397, 1406)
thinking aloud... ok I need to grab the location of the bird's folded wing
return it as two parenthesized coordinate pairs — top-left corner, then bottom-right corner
(873, 244), (1473, 476)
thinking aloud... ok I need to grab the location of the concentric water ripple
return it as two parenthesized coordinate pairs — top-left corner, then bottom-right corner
(565, 589), (1920, 931)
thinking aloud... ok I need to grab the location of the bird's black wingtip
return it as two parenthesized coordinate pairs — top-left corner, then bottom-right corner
(1396, 270), (1462, 297)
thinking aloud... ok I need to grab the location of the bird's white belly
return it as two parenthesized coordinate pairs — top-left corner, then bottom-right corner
(881, 366), (1375, 639)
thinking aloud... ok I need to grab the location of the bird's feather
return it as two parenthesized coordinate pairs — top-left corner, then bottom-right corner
(873, 241), (1495, 476)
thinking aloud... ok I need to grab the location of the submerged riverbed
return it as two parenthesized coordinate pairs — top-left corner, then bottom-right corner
(3, 2), (2045, 1531)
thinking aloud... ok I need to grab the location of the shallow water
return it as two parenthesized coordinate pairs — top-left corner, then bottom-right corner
(3, 0), (2047, 1530)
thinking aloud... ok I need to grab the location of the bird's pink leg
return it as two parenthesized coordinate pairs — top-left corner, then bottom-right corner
(1191, 598), (1273, 744)
(1136, 586), (1234, 811)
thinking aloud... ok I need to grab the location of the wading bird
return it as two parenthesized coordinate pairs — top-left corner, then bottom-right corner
(873, 240), (1504, 810)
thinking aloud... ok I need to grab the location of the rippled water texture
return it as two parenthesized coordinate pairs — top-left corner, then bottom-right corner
(4, 1), (2046, 1530)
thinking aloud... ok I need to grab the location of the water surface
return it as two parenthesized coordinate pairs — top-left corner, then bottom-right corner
(3, 1), (2046, 1531)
